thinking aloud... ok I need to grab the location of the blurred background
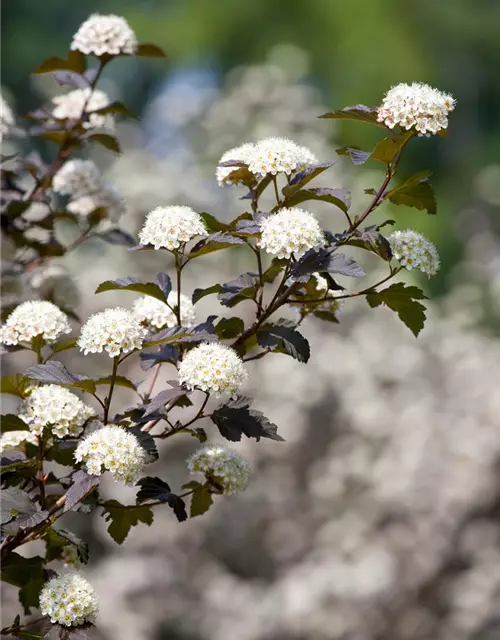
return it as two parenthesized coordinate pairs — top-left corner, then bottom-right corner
(2, 1), (500, 639)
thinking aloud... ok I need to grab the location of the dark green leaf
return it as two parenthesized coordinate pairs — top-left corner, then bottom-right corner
(192, 283), (221, 304)
(215, 317), (245, 339)
(366, 282), (428, 337)
(64, 471), (100, 512)
(0, 414), (30, 433)
(257, 322), (310, 363)
(32, 54), (83, 75)
(128, 425), (159, 462)
(284, 186), (351, 213)
(199, 212), (228, 233)
(370, 131), (413, 164)
(94, 375), (137, 391)
(188, 232), (245, 259)
(135, 477), (187, 522)
(136, 43), (167, 58)
(86, 133), (121, 154)
(211, 405), (284, 442)
(262, 258), (286, 283)
(1, 553), (46, 615)
(1, 374), (30, 398)
(44, 526), (89, 564)
(101, 500), (154, 544)
(385, 171), (437, 215)
(320, 104), (382, 126)
(189, 484), (213, 517)
(25, 361), (96, 394)
(5, 201), (31, 219)
(218, 273), (259, 307)
(95, 277), (166, 302)
(282, 162), (334, 199)
(90, 101), (137, 120)
(51, 337), (78, 353)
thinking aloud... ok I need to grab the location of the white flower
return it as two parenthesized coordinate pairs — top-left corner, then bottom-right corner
(39, 573), (98, 627)
(75, 424), (146, 485)
(216, 143), (255, 187)
(313, 273), (329, 292)
(61, 546), (82, 569)
(377, 82), (455, 137)
(20, 385), (94, 438)
(71, 14), (138, 57)
(52, 88), (113, 130)
(78, 307), (147, 358)
(132, 292), (196, 329)
(260, 207), (324, 259)
(138, 205), (207, 251)
(187, 444), (250, 495)
(389, 229), (440, 276)
(178, 342), (248, 398)
(67, 183), (125, 222)
(53, 160), (102, 198)
(0, 93), (15, 140)
(0, 301), (71, 345)
(0, 430), (38, 453)
(247, 137), (317, 178)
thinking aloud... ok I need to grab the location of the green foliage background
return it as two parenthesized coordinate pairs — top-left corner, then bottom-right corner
(2, 0), (500, 298)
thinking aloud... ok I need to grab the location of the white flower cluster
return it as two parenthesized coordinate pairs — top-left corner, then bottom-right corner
(0, 430), (38, 453)
(78, 307), (147, 358)
(247, 137), (317, 178)
(139, 205), (207, 251)
(389, 229), (440, 276)
(52, 88), (113, 130)
(178, 342), (248, 398)
(53, 160), (101, 198)
(260, 207), (324, 259)
(377, 82), (455, 136)
(71, 14), (138, 57)
(0, 300), (71, 345)
(75, 424), (146, 485)
(187, 444), (250, 495)
(0, 92), (15, 140)
(216, 143), (255, 187)
(132, 292), (196, 329)
(20, 385), (94, 438)
(39, 573), (98, 627)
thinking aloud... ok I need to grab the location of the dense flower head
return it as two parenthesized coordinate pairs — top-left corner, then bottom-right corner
(20, 385), (94, 438)
(187, 444), (251, 495)
(247, 137), (317, 177)
(39, 573), (98, 627)
(138, 205), (207, 250)
(67, 183), (125, 221)
(0, 430), (38, 453)
(389, 229), (440, 276)
(260, 207), (324, 259)
(132, 292), (196, 329)
(52, 88), (113, 130)
(377, 82), (455, 136)
(71, 14), (138, 57)
(78, 307), (147, 357)
(0, 300), (71, 345)
(216, 143), (255, 186)
(0, 93), (15, 140)
(178, 342), (248, 398)
(75, 424), (146, 485)
(53, 159), (102, 198)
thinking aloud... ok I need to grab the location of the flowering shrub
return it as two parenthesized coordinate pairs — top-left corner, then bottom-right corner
(0, 13), (454, 640)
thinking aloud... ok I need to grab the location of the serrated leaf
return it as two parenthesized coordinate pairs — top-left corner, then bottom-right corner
(51, 337), (78, 353)
(25, 361), (96, 394)
(366, 282), (428, 337)
(282, 162), (335, 199)
(347, 226), (392, 261)
(320, 104), (382, 126)
(44, 526), (89, 564)
(86, 133), (121, 154)
(0, 414), (30, 433)
(257, 323), (310, 363)
(142, 387), (186, 418)
(64, 471), (99, 512)
(370, 131), (413, 164)
(135, 477), (187, 522)
(1, 374), (30, 398)
(188, 232), (245, 259)
(192, 283), (221, 304)
(215, 317), (245, 339)
(284, 186), (351, 213)
(136, 43), (167, 58)
(190, 485), (213, 517)
(144, 320), (216, 348)
(218, 273), (259, 307)
(199, 212), (228, 233)
(291, 249), (365, 279)
(328, 252), (366, 277)
(95, 277), (166, 302)
(94, 375), (137, 391)
(101, 500), (153, 544)
(211, 405), (283, 442)
(385, 171), (437, 215)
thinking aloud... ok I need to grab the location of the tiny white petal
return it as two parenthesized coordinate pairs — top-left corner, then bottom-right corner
(40, 573), (98, 627)
(71, 14), (137, 57)
(260, 207), (324, 259)
(138, 205), (207, 251)
(0, 301), (71, 346)
(78, 307), (147, 358)
(389, 229), (440, 277)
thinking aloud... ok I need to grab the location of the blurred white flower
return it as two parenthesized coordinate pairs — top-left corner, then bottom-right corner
(0, 300), (71, 345)
(0, 430), (38, 453)
(139, 205), (207, 250)
(52, 88), (113, 130)
(71, 13), (138, 57)
(260, 207), (324, 259)
(0, 92), (15, 140)
(132, 292), (196, 329)
(67, 183), (125, 221)
(78, 307), (147, 357)
(53, 159), (102, 198)
(187, 444), (251, 494)
(39, 573), (98, 627)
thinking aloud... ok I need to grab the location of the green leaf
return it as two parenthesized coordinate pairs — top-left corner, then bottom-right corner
(284, 187), (351, 213)
(95, 277), (166, 302)
(51, 337), (78, 353)
(385, 171), (437, 215)
(200, 212), (229, 233)
(136, 43), (167, 58)
(1, 553), (46, 614)
(1, 374), (30, 398)
(31, 53), (84, 75)
(86, 133), (121, 154)
(320, 104), (382, 126)
(25, 361), (97, 394)
(101, 500), (154, 544)
(94, 375), (137, 391)
(90, 101), (138, 120)
(366, 282), (428, 337)
(211, 404), (284, 442)
(192, 283), (221, 304)
(262, 258), (287, 283)
(215, 317), (245, 340)
(44, 526), (89, 564)
(257, 322), (310, 363)
(346, 226), (392, 261)
(282, 162), (335, 199)
(370, 131), (414, 164)
(188, 232), (245, 259)
(189, 484), (213, 517)
(0, 414), (30, 433)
